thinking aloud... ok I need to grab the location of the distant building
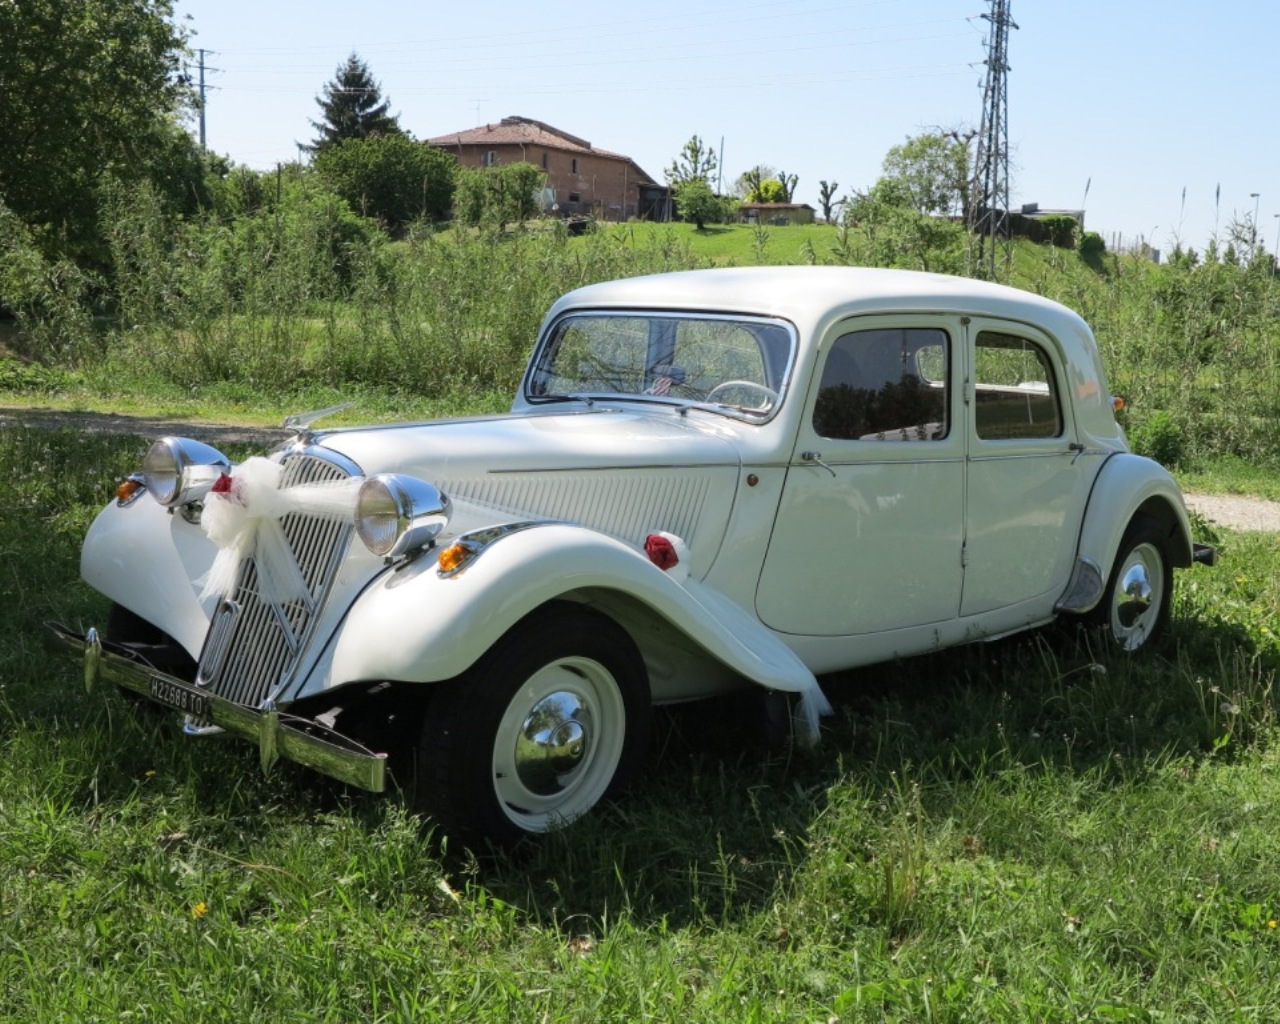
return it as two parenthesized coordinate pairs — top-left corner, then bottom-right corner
(738, 202), (817, 226)
(425, 116), (665, 221)
(1017, 203), (1086, 228)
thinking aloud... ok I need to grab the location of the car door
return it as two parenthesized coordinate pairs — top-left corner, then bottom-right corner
(756, 316), (965, 637)
(959, 318), (1093, 618)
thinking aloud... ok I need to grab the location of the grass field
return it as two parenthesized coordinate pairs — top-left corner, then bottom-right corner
(3, 421), (1278, 1022)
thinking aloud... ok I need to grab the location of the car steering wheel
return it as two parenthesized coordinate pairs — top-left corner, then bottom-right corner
(704, 380), (781, 410)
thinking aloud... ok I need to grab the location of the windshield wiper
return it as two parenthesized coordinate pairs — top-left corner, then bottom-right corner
(530, 393), (596, 407)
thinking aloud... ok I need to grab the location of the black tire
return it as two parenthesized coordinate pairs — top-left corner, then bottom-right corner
(412, 602), (650, 845)
(1086, 516), (1173, 652)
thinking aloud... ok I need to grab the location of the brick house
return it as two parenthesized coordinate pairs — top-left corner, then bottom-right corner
(425, 116), (667, 221)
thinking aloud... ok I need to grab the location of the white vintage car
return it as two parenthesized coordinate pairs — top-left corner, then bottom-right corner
(56, 267), (1215, 842)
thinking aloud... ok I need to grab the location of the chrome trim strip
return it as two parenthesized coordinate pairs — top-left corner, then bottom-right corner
(49, 622), (387, 793)
(487, 462), (743, 474)
(967, 451), (1075, 462)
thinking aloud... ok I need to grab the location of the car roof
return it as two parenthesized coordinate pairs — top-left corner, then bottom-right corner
(546, 266), (1088, 341)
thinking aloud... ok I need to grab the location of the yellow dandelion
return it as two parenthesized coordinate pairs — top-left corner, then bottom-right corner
(191, 901), (209, 919)
(1269, 919), (1278, 930)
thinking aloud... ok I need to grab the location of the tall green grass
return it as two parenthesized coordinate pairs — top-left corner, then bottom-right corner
(4, 189), (1280, 469)
(3, 424), (1278, 1022)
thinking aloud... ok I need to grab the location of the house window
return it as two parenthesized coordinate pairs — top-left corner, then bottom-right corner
(483, 150), (497, 167)
(568, 192), (581, 204)
(542, 152), (548, 169)
(571, 158), (579, 174)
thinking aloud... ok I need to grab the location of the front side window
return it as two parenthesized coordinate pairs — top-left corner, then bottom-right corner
(813, 327), (950, 441)
(973, 331), (1062, 439)
(527, 314), (794, 419)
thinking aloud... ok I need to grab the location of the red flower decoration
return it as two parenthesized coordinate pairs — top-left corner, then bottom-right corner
(644, 534), (679, 571)
(211, 472), (234, 495)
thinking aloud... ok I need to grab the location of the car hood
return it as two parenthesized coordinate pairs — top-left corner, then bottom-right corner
(310, 407), (745, 566)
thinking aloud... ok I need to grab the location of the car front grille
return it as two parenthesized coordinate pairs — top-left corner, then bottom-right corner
(195, 451), (356, 709)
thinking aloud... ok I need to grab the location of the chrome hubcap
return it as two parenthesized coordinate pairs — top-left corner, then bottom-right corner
(1111, 542), (1164, 651)
(492, 655), (626, 832)
(513, 691), (591, 796)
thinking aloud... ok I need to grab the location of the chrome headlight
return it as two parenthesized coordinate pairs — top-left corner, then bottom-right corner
(142, 437), (232, 507)
(355, 474), (451, 558)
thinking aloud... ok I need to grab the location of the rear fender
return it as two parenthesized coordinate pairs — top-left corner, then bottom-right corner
(1061, 454), (1194, 613)
(324, 523), (817, 699)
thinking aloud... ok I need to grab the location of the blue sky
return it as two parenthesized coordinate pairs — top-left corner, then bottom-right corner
(176, 0), (1279, 258)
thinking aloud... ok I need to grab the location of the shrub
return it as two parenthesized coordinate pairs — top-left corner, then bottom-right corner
(1079, 231), (1105, 257)
(1128, 410), (1187, 468)
(314, 135), (457, 233)
(1037, 214), (1079, 248)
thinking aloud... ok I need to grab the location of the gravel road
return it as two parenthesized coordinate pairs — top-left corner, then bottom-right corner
(5, 405), (1279, 531)
(1182, 493), (1280, 533)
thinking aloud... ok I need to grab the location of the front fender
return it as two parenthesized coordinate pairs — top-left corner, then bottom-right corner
(80, 498), (216, 657)
(325, 523), (817, 697)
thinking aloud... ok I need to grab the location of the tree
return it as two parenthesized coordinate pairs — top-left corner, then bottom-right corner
(733, 165), (775, 199)
(0, 0), (199, 263)
(734, 165), (796, 203)
(818, 180), (842, 222)
(308, 53), (402, 154)
(879, 130), (974, 217)
(454, 163), (546, 230)
(752, 179), (788, 204)
(314, 135), (457, 232)
(674, 177), (726, 230)
(665, 135), (718, 186)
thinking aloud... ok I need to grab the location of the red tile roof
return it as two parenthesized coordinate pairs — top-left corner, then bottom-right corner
(426, 116), (627, 159)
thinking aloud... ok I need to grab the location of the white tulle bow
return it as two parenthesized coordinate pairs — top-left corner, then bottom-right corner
(198, 457), (363, 605)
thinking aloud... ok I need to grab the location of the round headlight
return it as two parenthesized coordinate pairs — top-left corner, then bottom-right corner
(355, 474), (450, 558)
(142, 437), (231, 507)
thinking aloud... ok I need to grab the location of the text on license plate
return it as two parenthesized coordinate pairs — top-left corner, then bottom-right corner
(149, 675), (210, 718)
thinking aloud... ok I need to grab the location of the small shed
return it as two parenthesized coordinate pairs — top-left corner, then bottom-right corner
(738, 202), (816, 226)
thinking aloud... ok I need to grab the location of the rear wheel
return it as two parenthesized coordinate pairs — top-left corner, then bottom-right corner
(1087, 517), (1173, 652)
(413, 603), (650, 845)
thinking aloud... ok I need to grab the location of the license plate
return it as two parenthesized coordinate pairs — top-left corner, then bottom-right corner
(149, 675), (210, 718)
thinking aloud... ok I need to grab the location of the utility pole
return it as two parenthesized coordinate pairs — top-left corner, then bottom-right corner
(195, 48), (220, 151)
(968, 0), (1017, 279)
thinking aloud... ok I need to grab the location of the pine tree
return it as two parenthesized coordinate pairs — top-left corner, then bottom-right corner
(307, 53), (402, 154)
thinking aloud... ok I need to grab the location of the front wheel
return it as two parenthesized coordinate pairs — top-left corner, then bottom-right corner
(412, 603), (650, 845)
(1087, 517), (1173, 652)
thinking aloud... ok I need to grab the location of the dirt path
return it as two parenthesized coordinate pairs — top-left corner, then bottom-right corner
(0, 406), (287, 447)
(1183, 493), (1280, 533)
(5, 405), (1279, 531)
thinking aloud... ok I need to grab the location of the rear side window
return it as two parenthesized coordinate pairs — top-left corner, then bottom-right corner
(973, 332), (1062, 439)
(813, 327), (950, 441)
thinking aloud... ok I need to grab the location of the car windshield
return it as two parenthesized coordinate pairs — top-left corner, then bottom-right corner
(525, 313), (795, 418)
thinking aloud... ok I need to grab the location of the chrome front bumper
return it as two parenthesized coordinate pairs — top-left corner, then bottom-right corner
(49, 622), (387, 793)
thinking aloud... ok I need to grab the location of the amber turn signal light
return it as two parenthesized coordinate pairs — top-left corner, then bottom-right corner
(436, 542), (471, 574)
(116, 478), (144, 503)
